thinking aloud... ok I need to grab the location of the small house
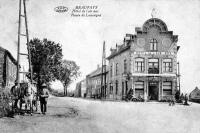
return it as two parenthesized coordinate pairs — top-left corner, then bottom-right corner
(189, 87), (200, 102)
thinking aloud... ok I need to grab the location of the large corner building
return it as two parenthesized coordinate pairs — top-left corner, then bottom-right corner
(107, 18), (180, 101)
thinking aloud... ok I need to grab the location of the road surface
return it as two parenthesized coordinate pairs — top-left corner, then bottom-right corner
(0, 96), (200, 133)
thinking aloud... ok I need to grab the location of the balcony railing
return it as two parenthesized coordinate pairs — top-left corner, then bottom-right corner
(148, 68), (159, 74)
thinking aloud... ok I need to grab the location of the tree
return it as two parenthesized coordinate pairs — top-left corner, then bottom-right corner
(59, 60), (80, 96)
(28, 38), (63, 90)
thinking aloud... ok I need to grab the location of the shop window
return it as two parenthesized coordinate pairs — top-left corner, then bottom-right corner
(163, 59), (172, 72)
(163, 81), (172, 95)
(135, 81), (144, 96)
(135, 58), (145, 72)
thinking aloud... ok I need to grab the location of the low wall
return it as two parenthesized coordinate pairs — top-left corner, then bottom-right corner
(0, 88), (13, 118)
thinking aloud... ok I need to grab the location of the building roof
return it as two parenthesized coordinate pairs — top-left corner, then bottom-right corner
(107, 44), (131, 60)
(0, 46), (17, 65)
(88, 65), (108, 78)
(190, 87), (200, 95)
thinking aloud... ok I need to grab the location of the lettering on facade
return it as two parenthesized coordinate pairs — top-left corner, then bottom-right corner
(133, 51), (174, 55)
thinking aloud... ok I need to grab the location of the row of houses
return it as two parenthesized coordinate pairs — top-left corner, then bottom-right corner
(76, 17), (180, 101)
(74, 79), (87, 97)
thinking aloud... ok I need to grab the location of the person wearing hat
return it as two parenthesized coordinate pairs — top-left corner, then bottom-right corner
(39, 83), (49, 115)
(10, 81), (20, 110)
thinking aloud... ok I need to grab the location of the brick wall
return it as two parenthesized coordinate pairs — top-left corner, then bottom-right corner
(108, 50), (131, 100)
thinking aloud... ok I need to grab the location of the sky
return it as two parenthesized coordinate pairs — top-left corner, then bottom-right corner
(0, 0), (200, 93)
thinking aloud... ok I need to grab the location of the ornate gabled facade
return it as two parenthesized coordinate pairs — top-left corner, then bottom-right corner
(107, 18), (180, 101)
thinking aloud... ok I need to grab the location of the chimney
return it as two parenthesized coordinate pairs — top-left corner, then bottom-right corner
(110, 48), (116, 54)
(126, 34), (134, 41)
(116, 43), (119, 51)
(135, 27), (142, 33)
(123, 38), (126, 45)
(124, 38), (128, 46)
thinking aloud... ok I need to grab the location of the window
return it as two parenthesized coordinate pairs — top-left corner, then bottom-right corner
(163, 81), (172, 95)
(110, 65), (113, 77)
(148, 58), (159, 74)
(116, 81), (118, 95)
(163, 59), (172, 72)
(135, 58), (145, 72)
(150, 38), (158, 51)
(125, 81), (128, 95)
(135, 81), (144, 96)
(105, 84), (107, 96)
(116, 63), (118, 75)
(124, 59), (127, 73)
(110, 83), (113, 94)
(122, 82), (124, 96)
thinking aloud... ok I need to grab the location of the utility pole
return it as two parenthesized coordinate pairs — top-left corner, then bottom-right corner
(100, 41), (106, 99)
(16, 0), (22, 86)
(177, 62), (181, 92)
(16, 0), (33, 85)
(103, 41), (106, 98)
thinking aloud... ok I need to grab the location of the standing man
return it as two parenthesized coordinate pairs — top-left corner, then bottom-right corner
(39, 83), (49, 115)
(10, 81), (20, 110)
(184, 94), (189, 106)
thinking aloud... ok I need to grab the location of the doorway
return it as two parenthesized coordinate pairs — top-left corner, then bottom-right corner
(148, 82), (159, 100)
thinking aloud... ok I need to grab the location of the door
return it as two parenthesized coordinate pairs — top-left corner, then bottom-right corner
(122, 82), (124, 99)
(148, 82), (159, 100)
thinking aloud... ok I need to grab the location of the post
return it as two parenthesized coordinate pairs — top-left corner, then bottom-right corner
(177, 62), (181, 92)
(100, 41), (106, 99)
(17, 0), (22, 86)
(104, 41), (106, 98)
(23, 0), (33, 83)
(100, 64), (103, 99)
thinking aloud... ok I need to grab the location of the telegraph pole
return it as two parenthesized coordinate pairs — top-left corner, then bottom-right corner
(16, 0), (33, 85)
(103, 41), (106, 98)
(100, 41), (106, 99)
(177, 62), (181, 92)
(16, 0), (22, 86)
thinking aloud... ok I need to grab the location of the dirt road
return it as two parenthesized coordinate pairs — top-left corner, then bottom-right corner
(0, 96), (200, 133)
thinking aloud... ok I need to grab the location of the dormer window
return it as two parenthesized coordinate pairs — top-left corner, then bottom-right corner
(150, 38), (158, 51)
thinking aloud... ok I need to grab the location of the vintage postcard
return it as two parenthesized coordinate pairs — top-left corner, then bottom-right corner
(0, 0), (200, 133)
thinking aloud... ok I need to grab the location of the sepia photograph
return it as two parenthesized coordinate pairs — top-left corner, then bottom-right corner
(0, 0), (200, 133)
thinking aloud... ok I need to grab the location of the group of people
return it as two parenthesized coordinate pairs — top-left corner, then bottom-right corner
(169, 93), (190, 106)
(10, 82), (49, 115)
(182, 93), (189, 106)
